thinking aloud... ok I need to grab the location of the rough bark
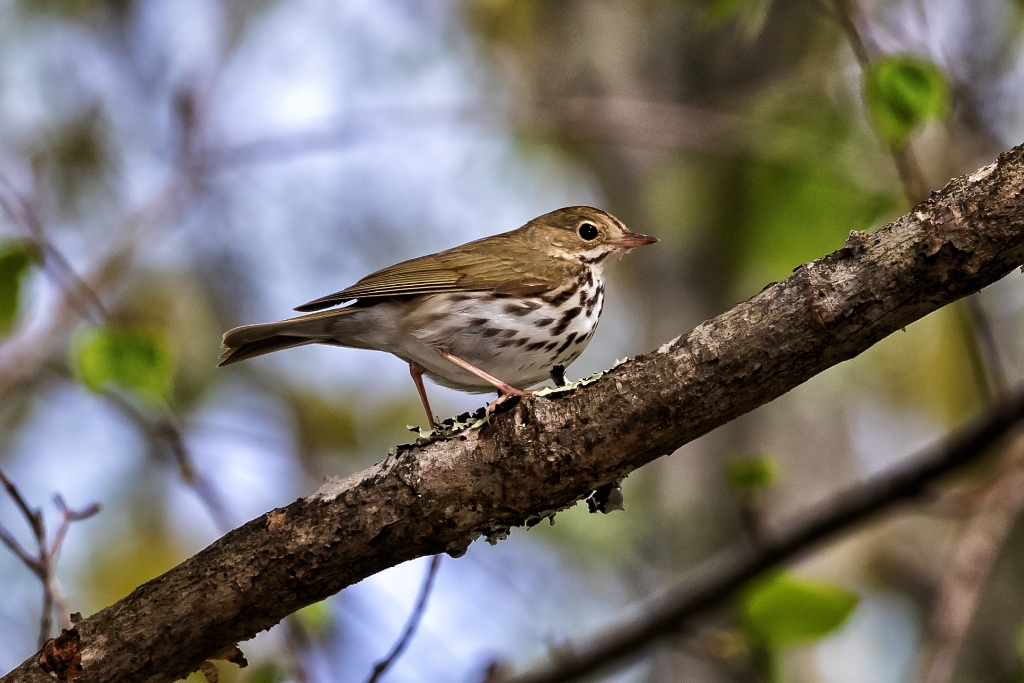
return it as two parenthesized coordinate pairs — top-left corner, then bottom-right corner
(4, 146), (1024, 683)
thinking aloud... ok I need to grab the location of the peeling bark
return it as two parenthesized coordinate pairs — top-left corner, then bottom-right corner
(4, 146), (1024, 683)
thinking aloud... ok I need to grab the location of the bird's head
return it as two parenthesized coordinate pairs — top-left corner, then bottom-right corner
(523, 206), (657, 265)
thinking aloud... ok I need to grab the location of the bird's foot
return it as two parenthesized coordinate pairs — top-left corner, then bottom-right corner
(484, 386), (540, 420)
(436, 349), (540, 420)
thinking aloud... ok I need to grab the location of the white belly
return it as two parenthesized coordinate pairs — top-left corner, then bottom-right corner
(334, 279), (605, 392)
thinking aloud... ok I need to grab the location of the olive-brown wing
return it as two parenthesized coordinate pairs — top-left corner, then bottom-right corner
(294, 233), (564, 312)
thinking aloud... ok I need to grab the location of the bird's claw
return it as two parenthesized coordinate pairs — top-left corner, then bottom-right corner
(484, 387), (541, 420)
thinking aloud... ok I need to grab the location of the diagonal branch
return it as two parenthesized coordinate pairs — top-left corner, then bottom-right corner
(3, 145), (1024, 683)
(500, 389), (1024, 683)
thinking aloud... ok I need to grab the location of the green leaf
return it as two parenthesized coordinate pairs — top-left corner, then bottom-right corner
(0, 242), (33, 335)
(18, 0), (131, 23)
(0, 241), (33, 335)
(707, 0), (746, 19)
(294, 599), (333, 637)
(75, 327), (174, 400)
(864, 55), (950, 147)
(727, 456), (777, 491)
(1015, 620), (1024, 661)
(247, 664), (287, 683)
(741, 572), (859, 646)
(706, 0), (773, 37)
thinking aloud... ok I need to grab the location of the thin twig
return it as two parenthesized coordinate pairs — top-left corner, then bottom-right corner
(365, 554), (443, 683)
(830, 0), (930, 204)
(0, 175), (109, 322)
(916, 440), (1024, 683)
(0, 467), (100, 647)
(0, 518), (38, 570)
(964, 296), (1009, 402)
(101, 390), (232, 532)
(0, 467), (43, 539)
(498, 388), (1024, 683)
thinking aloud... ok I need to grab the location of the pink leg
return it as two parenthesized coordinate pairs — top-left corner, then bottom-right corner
(409, 362), (436, 428)
(437, 350), (540, 417)
(437, 350), (532, 397)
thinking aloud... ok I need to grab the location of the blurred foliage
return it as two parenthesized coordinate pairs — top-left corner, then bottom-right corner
(705, 0), (773, 38)
(535, 476), (655, 564)
(735, 155), (899, 292)
(641, 154), (737, 253)
(74, 327), (175, 402)
(287, 391), (432, 472)
(865, 55), (951, 149)
(851, 306), (984, 424)
(290, 392), (359, 455)
(245, 664), (286, 683)
(705, 0), (751, 21)
(184, 665), (241, 683)
(82, 504), (190, 610)
(1016, 620), (1024, 675)
(294, 600), (334, 639)
(463, 0), (543, 53)
(726, 455), (777, 491)
(112, 275), (222, 410)
(17, 0), (131, 24)
(0, 241), (34, 336)
(35, 109), (110, 218)
(740, 572), (859, 646)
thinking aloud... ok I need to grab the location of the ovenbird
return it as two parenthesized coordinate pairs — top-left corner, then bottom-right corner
(219, 206), (656, 426)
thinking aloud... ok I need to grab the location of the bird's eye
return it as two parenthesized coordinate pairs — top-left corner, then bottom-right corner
(578, 222), (599, 240)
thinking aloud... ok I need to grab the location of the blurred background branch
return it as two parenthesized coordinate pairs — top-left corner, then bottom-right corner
(916, 437), (1024, 683)
(365, 555), (442, 683)
(0, 467), (99, 648)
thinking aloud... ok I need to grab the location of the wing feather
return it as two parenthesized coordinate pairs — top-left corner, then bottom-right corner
(294, 233), (566, 312)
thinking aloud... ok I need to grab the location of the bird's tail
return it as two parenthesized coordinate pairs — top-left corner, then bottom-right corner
(218, 308), (355, 366)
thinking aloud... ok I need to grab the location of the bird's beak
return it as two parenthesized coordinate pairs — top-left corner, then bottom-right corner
(606, 232), (658, 248)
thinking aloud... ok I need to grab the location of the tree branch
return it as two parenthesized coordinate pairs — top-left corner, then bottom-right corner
(500, 388), (1024, 683)
(3, 145), (1024, 683)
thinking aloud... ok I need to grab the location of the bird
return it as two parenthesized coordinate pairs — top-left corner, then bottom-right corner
(219, 206), (657, 427)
